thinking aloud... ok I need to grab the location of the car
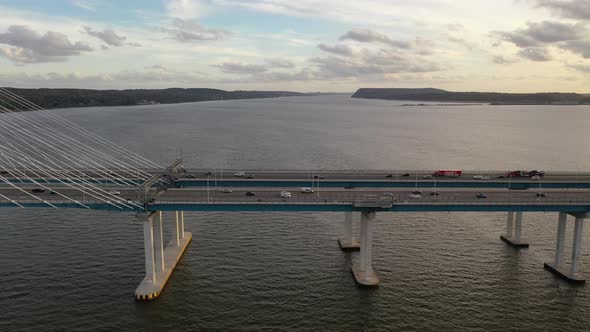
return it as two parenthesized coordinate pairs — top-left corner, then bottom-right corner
(108, 190), (121, 195)
(496, 175), (506, 179)
(473, 175), (484, 180)
(430, 192), (440, 196)
(186, 174), (195, 178)
(301, 187), (314, 193)
(204, 171), (213, 176)
(50, 191), (57, 195)
(409, 194), (421, 199)
(280, 191), (292, 198)
(246, 191), (256, 196)
(423, 175), (433, 179)
(222, 189), (233, 193)
(32, 188), (45, 194)
(246, 175), (255, 179)
(382, 192), (394, 196)
(401, 173), (410, 177)
(234, 172), (246, 177)
(313, 175), (325, 179)
(482, 176), (491, 180)
(385, 174), (394, 178)
(412, 190), (423, 195)
(344, 185), (353, 189)
(536, 192), (547, 197)
(531, 175), (541, 180)
(476, 193), (488, 198)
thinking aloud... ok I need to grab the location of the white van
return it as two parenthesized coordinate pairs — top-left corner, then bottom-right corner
(301, 187), (314, 193)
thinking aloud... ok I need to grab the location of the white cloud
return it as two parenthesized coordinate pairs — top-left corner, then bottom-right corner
(166, 0), (207, 19)
(72, 0), (96, 11)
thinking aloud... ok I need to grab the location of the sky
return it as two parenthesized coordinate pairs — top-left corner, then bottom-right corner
(0, 0), (590, 92)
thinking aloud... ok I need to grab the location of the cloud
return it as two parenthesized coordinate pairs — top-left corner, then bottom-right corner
(517, 47), (552, 61)
(265, 58), (295, 68)
(493, 55), (518, 64)
(166, 0), (206, 19)
(339, 29), (411, 48)
(0, 25), (93, 63)
(562, 40), (590, 58)
(72, 0), (96, 11)
(214, 62), (268, 74)
(535, 0), (590, 21)
(318, 43), (354, 56)
(567, 62), (590, 73)
(83, 26), (139, 47)
(162, 18), (230, 42)
(496, 21), (585, 48)
(144, 64), (170, 70)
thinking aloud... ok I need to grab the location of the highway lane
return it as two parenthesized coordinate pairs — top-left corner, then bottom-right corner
(4, 187), (590, 205)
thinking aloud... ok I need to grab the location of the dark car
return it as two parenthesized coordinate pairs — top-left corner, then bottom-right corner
(32, 188), (45, 194)
(186, 174), (196, 178)
(385, 174), (394, 178)
(344, 185), (354, 189)
(536, 192), (547, 197)
(204, 171), (212, 176)
(430, 192), (440, 196)
(246, 175), (255, 179)
(50, 191), (57, 195)
(246, 191), (256, 196)
(313, 175), (325, 179)
(496, 175), (505, 179)
(476, 193), (488, 198)
(412, 190), (423, 195)
(401, 173), (410, 177)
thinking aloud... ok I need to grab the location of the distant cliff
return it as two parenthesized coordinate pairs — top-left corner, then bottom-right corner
(352, 88), (590, 105)
(1, 87), (308, 110)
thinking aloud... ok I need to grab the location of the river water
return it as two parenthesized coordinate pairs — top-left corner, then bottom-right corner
(1, 95), (590, 330)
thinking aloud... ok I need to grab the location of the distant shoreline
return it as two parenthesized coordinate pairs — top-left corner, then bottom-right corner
(353, 88), (590, 105)
(1, 87), (310, 110)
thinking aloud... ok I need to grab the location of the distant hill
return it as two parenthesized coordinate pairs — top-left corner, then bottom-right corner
(0, 87), (308, 110)
(352, 88), (590, 105)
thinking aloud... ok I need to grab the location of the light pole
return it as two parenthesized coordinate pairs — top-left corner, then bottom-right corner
(206, 175), (210, 203)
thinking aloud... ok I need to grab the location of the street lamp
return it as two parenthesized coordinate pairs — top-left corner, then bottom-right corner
(206, 175), (210, 203)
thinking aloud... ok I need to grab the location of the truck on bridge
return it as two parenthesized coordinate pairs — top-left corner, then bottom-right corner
(432, 170), (462, 177)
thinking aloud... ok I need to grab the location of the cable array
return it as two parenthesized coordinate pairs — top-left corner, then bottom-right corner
(0, 88), (164, 211)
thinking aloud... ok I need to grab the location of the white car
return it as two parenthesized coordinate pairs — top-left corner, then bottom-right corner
(280, 191), (292, 198)
(423, 175), (433, 179)
(234, 172), (246, 177)
(222, 189), (233, 193)
(482, 176), (491, 180)
(108, 190), (121, 195)
(409, 194), (421, 199)
(473, 175), (484, 180)
(301, 187), (314, 193)
(531, 175), (541, 180)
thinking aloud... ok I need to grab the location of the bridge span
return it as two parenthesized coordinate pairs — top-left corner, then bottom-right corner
(1, 89), (589, 301)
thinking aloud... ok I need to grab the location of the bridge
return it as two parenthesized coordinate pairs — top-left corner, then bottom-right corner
(0, 89), (589, 301)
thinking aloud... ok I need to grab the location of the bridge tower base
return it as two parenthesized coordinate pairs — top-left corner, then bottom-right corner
(500, 211), (529, 248)
(544, 213), (586, 283)
(338, 211), (360, 250)
(351, 211), (379, 287)
(135, 211), (192, 301)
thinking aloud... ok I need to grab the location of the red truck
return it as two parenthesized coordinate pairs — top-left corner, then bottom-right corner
(432, 170), (462, 177)
(507, 170), (545, 177)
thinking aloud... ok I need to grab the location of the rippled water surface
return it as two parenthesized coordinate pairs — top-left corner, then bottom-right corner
(1, 95), (590, 331)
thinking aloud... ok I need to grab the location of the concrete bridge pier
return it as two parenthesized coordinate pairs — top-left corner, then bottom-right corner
(544, 213), (586, 283)
(338, 211), (360, 250)
(500, 211), (529, 248)
(351, 211), (379, 287)
(135, 211), (192, 301)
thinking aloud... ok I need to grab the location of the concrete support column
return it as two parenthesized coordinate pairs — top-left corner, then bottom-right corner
(351, 211), (379, 286)
(180, 211), (185, 239)
(571, 217), (585, 275)
(501, 211), (528, 248)
(175, 211), (181, 247)
(142, 214), (156, 284)
(506, 211), (514, 237)
(554, 212), (567, 267)
(514, 212), (523, 242)
(338, 211), (359, 250)
(154, 211), (165, 272)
